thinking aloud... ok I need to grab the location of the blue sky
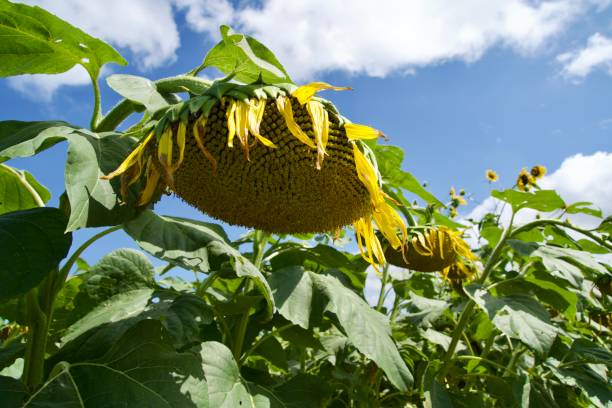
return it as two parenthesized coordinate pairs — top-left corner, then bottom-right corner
(1, 0), (612, 272)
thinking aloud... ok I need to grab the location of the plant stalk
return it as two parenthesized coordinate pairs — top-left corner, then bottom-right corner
(376, 264), (390, 312)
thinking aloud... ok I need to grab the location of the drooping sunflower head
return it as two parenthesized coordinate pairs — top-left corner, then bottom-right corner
(530, 165), (547, 180)
(486, 169), (498, 182)
(385, 226), (476, 281)
(516, 168), (535, 192)
(104, 81), (405, 271)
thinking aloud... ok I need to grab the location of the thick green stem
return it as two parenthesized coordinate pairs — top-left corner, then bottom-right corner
(95, 76), (212, 132)
(376, 264), (390, 312)
(438, 212), (516, 379)
(232, 231), (270, 361)
(510, 218), (612, 251)
(22, 289), (49, 389)
(89, 71), (102, 131)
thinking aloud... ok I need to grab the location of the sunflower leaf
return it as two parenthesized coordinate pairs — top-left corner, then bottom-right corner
(106, 74), (169, 113)
(201, 25), (292, 85)
(0, 0), (126, 79)
(0, 164), (50, 214)
(491, 189), (565, 213)
(0, 207), (72, 302)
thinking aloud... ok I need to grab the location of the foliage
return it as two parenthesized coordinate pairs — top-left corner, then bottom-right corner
(0, 4), (610, 407)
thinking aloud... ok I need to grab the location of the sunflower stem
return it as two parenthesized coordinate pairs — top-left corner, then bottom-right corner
(89, 70), (102, 131)
(438, 211), (515, 379)
(510, 218), (612, 251)
(376, 264), (390, 312)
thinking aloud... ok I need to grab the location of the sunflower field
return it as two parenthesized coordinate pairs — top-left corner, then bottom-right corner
(0, 2), (610, 407)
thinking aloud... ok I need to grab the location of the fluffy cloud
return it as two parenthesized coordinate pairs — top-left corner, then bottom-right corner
(557, 33), (612, 79)
(466, 151), (612, 230)
(180, 0), (599, 80)
(7, 66), (92, 102)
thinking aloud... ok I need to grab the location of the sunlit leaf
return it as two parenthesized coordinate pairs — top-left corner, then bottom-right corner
(202, 25), (292, 85)
(124, 210), (275, 319)
(0, 164), (50, 214)
(106, 74), (169, 113)
(27, 320), (208, 407)
(491, 189), (565, 212)
(0, 0), (126, 78)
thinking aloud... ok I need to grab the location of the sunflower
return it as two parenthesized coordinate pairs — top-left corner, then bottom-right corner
(385, 226), (476, 281)
(104, 81), (405, 271)
(530, 165), (547, 180)
(485, 169), (498, 182)
(449, 187), (467, 206)
(516, 168), (535, 192)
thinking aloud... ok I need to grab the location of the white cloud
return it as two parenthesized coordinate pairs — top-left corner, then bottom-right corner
(11, 0), (181, 100)
(180, 0), (599, 80)
(466, 151), (612, 233)
(7, 66), (92, 102)
(557, 33), (612, 79)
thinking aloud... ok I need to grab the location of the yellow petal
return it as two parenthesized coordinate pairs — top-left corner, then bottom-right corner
(193, 117), (218, 173)
(248, 99), (277, 148)
(352, 143), (384, 203)
(292, 82), (351, 105)
(101, 132), (154, 180)
(276, 95), (315, 148)
(345, 123), (384, 140)
(157, 128), (173, 167)
(226, 101), (237, 148)
(306, 100), (329, 169)
(137, 159), (161, 206)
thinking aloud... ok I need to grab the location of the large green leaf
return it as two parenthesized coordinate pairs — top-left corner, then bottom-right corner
(64, 130), (143, 231)
(0, 163), (50, 214)
(57, 288), (212, 360)
(202, 25), (292, 85)
(201, 341), (280, 408)
(372, 144), (443, 206)
(424, 380), (454, 408)
(106, 74), (169, 112)
(0, 375), (28, 407)
(0, 208), (71, 301)
(124, 210), (275, 318)
(52, 248), (157, 332)
(0, 121), (74, 161)
(273, 374), (332, 408)
(26, 320), (208, 407)
(0, 121), (144, 230)
(0, 0), (126, 78)
(491, 189), (565, 213)
(467, 286), (557, 355)
(269, 266), (314, 329)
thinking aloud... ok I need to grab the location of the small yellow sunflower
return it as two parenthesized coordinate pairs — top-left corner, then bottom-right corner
(485, 169), (498, 182)
(104, 81), (405, 271)
(385, 226), (476, 282)
(516, 168), (535, 192)
(530, 165), (547, 180)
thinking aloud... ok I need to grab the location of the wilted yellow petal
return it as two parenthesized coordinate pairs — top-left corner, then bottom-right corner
(276, 96), (315, 148)
(157, 128), (173, 167)
(306, 100), (329, 169)
(352, 144), (384, 203)
(137, 159), (161, 206)
(101, 132), (154, 180)
(193, 117), (218, 173)
(226, 101), (237, 147)
(293, 82), (351, 105)
(171, 121), (186, 171)
(248, 99), (277, 148)
(344, 123), (384, 140)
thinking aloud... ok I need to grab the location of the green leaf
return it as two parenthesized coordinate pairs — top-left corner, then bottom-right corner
(0, 122), (144, 230)
(408, 293), (449, 326)
(373, 144), (443, 206)
(0, 121), (74, 161)
(564, 202), (602, 218)
(569, 339), (612, 366)
(0, 0), (126, 79)
(59, 288), (212, 355)
(0, 164), (50, 214)
(27, 320), (208, 407)
(64, 130), (143, 231)
(491, 189), (565, 212)
(467, 286), (557, 355)
(273, 374), (333, 408)
(0, 208), (71, 301)
(311, 273), (413, 391)
(124, 211), (275, 319)
(0, 375), (28, 407)
(269, 266), (314, 329)
(201, 341), (279, 408)
(106, 74), (169, 112)
(203, 25), (292, 85)
(424, 380), (454, 408)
